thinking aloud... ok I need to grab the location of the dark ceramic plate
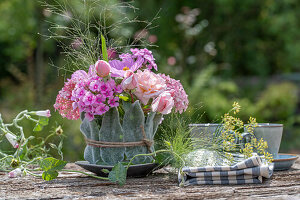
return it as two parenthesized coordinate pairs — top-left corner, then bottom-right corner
(273, 153), (298, 171)
(75, 161), (159, 177)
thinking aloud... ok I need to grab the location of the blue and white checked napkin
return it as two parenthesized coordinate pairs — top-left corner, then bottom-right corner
(178, 156), (274, 186)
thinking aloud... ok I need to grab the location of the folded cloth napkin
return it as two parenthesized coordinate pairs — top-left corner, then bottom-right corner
(178, 156), (274, 186)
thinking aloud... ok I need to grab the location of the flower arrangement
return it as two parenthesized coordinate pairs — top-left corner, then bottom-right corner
(53, 34), (189, 167)
(54, 47), (188, 121)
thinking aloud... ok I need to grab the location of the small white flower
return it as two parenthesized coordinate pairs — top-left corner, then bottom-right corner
(8, 168), (22, 178)
(5, 132), (19, 148)
(35, 110), (51, 117)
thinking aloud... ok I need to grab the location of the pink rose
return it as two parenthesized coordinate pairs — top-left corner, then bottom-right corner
(95, 60), (111, 77)
(121, 70), (137, 90)
(151, 92), (174, 114)
(134, 69), (166, 105)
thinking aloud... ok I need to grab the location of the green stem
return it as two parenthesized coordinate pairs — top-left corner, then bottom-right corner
(126, 149), (186, 170)
(27, 168), (42, 171)
(26, 169), (41, 177)
(61, 169), (109, 180)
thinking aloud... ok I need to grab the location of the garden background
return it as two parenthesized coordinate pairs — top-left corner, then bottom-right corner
(0, 0), (299, 161)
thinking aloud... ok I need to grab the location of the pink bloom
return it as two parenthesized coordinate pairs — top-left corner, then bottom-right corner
(102, 90), (113, 98)
(95, 94), (106, 104)
(82, 92), (96, 105)
(85, 112), (94, 121)
(107, 48), (117, 59)
(151, 92), (174, 115)
(108, 97), (119, 107)
(5, 132), (19, 149)
(159, 74), (189, 113)
(54, 76), (82, 120)
(72, 87), (86, 100)
(94, 104), (109, 115)
(167, 56), (176, 66)
(99, 82), (110, 92)
(89, 80), (100, 92)
(134, 69), (166, 105)
(95, 60), (111, 77)
(121, 70), (137, 90)
(8, 168), (22, 178)
(114, 85), (123, 93)
(35, 110), (51, 117)
(148, 35), (157, 44)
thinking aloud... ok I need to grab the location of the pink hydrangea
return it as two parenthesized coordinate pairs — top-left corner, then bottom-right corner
(159, 74), (189, 113)
(54, 79), (80, 120)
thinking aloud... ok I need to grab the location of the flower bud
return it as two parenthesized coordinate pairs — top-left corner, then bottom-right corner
(5, 132), (19, 148)
(121, 70), (137, 90)
(35, 110), (51, 117)
(55, 125), (63, 136)
(10, 159), (20, 168)
(8, 168), (22, 178)
(95, 60), (111, 77)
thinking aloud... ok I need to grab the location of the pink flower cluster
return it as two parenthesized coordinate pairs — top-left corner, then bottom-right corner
(54, 79), (80, 120)
(71, 75), (122, 121)
(121, 69), (188, 114)
(159, 74), (189, 114)
(54, 48), (189, 121)
(54, 64), (122, 121)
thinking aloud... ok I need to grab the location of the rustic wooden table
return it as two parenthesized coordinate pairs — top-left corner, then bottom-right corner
(1, 157), (299, 200)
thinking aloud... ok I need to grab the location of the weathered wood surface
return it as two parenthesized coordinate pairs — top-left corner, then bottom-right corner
(1, 157), (299, 200)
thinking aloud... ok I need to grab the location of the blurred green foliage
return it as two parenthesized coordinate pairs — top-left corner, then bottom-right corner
(0, 0), (299, 161)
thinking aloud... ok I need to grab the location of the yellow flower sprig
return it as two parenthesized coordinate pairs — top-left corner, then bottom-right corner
(220, 102), (273, 164)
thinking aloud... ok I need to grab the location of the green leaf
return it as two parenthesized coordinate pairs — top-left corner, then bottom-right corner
(101, 34), (108, 62)
(40, 157), (67, 181)
(33, 123), (43, 132)
(108, 162), (127, 186)
(42, 170), (59, 181)
(119, 95), (129, 102)
(39, 116), (49, 126)
(40, 157), (67, 171)
(49, 143), (57, 149)
(101, 169), (110, 174)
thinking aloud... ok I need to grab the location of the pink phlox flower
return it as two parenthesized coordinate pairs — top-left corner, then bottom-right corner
(82, 91), (96, 105)
(106, 79), (116, 88)
(130, 48), (157, 71)
(85, 112), (94, 121)
(108, 97), (119, 107)
(94, 104), (109, 115)
(72, 86), (87, 100)
(99, 82), (110, 92)
(95, 94), (106, 104)
(89, 80), (101, 92)
(114, 85), (123, 93)
(71, 70), (88, 81)
(102, 90), (114, 98)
